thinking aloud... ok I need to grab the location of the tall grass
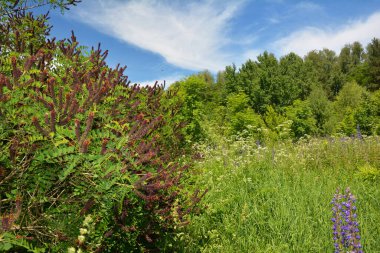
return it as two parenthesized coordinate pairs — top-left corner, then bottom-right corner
(176, 136), (380, 252)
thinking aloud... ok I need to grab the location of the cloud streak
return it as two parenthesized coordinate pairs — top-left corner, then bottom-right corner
(73, 0), (245, 72)
(273, 11), (380, 56)
(136, 73), (184, 87)
(294, 1), (322, 12)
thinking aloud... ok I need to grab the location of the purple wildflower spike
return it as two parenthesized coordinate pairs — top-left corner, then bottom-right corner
(331, 187), (363, 252)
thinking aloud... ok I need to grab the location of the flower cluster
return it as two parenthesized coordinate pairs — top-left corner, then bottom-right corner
(67, 215), (94, 253)
(331, 187), (363, 253)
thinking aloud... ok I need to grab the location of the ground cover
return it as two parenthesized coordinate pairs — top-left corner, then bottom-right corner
(177, 136), (380, 252)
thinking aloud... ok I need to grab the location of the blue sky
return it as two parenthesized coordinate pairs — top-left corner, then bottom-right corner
(44, 0), (380, 85)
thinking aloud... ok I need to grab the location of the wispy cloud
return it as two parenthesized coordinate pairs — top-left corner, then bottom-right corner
(72, 0), (245, 72)
(242, 49), (262, 61)
(136, 73), (184, 87)
(295, 1), (322, 12)
(265, 0), (284, 3)
(273, 11), (380, 56)
(267, 17), (280, 24)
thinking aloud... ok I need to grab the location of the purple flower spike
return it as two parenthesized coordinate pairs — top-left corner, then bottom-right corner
(331, 187), (363, 252)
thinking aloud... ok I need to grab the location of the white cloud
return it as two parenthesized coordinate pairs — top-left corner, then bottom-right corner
(242, 49), (262, 61)
(295, 1), (322, 12)
(273, 11), (380, 56)
(265, 0), (284, 3)
(268, 17), (280, 24)
(135, 74), (184, 87)
(73, 0), (245, 72)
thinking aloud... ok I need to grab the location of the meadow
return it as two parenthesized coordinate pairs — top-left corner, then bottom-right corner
(1, 2), (380, 252)
(174, 135), (380, 252)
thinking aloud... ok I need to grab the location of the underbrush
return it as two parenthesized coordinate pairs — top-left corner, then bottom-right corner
(176, 136), (380, 252)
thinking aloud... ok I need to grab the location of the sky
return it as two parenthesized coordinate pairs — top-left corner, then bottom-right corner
(43, 0), (380, 85)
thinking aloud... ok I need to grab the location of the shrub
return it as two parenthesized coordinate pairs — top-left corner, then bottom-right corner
(0, 12), (203, 252)
(286, 99), (317, 139)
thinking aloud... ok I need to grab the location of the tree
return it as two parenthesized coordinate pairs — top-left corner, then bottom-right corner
(224, 51), (311, 115)
(351, 41), (364, 65)
(225, 92), (265, 137)
(366, 38), (380, 91)
(223, 64), (239, 95)
(354, 90), (380, 135)
(339, 42), (364, 74)
(331, 81), (366, 135)
(307, 85), (332, 134)
(286, 100), (317, 139)
(264, 105), (291, 141)
(0, 0), (80, 17)
(304, 49), (344, 98)
(277, 52), (304, 104)
(235, 59), (260, 109)
(216, 70), (226, 85)
(339, 41), (369, 87)
(235, 52), (279, 113)
(170, 73), (212, 141)
(335, 81), (365, 110)
(339, 45), (352, 74)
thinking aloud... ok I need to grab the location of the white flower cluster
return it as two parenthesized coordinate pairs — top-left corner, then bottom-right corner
(67, 215), (94, 253)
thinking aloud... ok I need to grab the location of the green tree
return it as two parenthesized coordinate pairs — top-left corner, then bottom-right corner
(330, 81), (366, 135)
(352, 41), (364, 65)
(223, 64), (240, 100)
(340, 41), (370, 87)
(286, 100), (317, 139)
(226, 92), (264, 137)
(339, 42), (364, 74)
(304, 49), (344, 98)
(335, 81), (365, 110)
(264, 105), (291, 141)
(354, 90), (380, 135)
(216, 70), (226, 85)
(235, 52), (285, 113)
(255, 51), (279, 112)
(366, 38), (380, 91)
(0, 0), (80, 17)
(339, 45), (352, 74)
(235, 59), (260, 108)
(170, 73), (212, 141)
(277, 52), (303, 104)
(307, 85), (332, 134)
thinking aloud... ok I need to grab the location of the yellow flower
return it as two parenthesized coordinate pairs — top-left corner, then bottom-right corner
(67, 247), (76, 253)
(78, 235), (85, 244)
(80, 228), (88, 235)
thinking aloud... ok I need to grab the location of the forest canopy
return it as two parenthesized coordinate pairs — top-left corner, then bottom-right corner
(171, 39), (380, 142)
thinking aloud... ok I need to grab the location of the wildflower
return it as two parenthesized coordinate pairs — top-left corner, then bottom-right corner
(77, 235), (85, 244)
(331, 187), (363, 253)
(67, 247), (76, 253)
(79, 228), (88, 235)
(356, 124), (363, 140)
(83, 215), (93, 227)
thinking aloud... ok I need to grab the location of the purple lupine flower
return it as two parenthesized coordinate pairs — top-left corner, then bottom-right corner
(331, 187), (363, 253)
(356, 124), (363, 140)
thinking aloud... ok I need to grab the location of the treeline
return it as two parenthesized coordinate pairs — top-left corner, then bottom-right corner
(170, 39), (380, 142)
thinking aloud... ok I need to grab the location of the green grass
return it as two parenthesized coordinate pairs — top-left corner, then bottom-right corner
(176, 136), (380, 252)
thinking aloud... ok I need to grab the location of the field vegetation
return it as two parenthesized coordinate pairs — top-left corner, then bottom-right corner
(1, 1), (380, 252)
(175, 134), (380, 252)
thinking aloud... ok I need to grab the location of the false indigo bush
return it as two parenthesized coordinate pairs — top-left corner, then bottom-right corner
(331, 187), (363, 253)
(0, 11), (203, 252)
